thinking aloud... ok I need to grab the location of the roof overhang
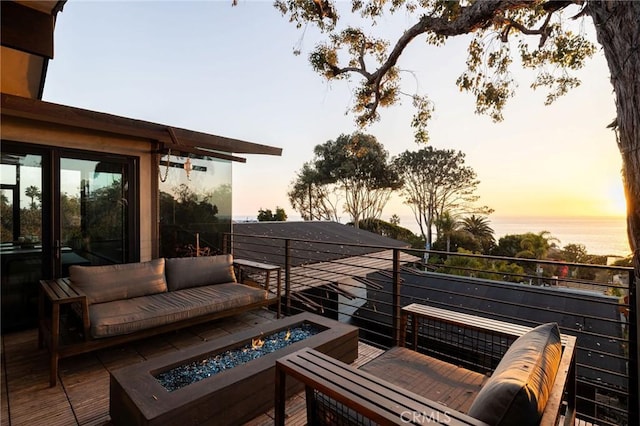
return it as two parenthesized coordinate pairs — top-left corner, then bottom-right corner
(0, 1), (66, 99)
(1, 93), (283, 162)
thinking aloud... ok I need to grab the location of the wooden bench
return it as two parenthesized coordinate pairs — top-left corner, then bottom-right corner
(276, 304), (577, 426)
(275, 347), (488, 426)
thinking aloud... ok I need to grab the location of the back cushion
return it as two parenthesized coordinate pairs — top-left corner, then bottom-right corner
(69, 258), (167, 304)
(165, 255), (237, 291)
(467, 322), (562, 426)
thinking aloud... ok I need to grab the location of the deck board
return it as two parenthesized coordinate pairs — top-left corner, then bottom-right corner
(2, 308), (602, 426)
(1, 309), (384, 425)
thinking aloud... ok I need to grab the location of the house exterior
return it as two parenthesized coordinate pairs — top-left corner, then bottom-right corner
(0, 1), (281, 331)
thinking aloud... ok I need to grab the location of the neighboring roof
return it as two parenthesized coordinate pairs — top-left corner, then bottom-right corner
(288, 250), (420, 294)
(354, 270), (626, 388)
(232, 221), (413, 267)
(1, 94), (282, 161)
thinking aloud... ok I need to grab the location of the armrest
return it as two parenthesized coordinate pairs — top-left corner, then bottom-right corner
(541, 334), (577, 426)
(41, 278), (91, 340)
(402, 304), (528, 372)
(233, 259), (281, 295)
(402, 304), (576, 364)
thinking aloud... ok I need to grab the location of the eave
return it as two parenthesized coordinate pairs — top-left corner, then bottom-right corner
(1, 93), (283, 161)
(0, 1), (66, 99)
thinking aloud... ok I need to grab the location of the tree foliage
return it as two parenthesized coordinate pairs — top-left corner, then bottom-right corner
(257, 207), (288, 221)
(1, 192), (13, 242)
(25, 185), (41, 210)
(441, 248), (525, 282)
(492, 231), (559, 259)
(357, 217), (423, 247)
(275, 0), (597, 142)
(461, 215), (496, 253)
(434, 211), (459, 252)
(288, 162), (340, 221)
(393, 146), (491, 247)
(561, 243), (590, 264)
(291, 132), (400, 227)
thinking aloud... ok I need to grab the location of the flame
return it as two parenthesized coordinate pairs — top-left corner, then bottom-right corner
(284, 329), (291, 341)
(251, 337), (265, 349)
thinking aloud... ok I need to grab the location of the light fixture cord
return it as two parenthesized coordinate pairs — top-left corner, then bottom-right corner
(159, 148), (171, 182)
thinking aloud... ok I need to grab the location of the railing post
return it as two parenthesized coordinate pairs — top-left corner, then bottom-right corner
(392, 248), (401, 346)
(285, 239), (291, 316)
(629, 268), (638, 426)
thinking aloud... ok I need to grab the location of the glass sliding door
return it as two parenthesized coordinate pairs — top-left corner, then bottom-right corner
(1, 150), (49, 331)
(58, 155), (134, 273)
(1, 142), (139, 332)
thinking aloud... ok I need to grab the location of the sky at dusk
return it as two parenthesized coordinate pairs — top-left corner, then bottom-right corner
(43, 1), (625, 222)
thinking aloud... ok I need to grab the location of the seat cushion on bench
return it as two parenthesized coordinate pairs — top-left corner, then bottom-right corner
(165, 255), (237, 291)
(468, 322), (562, 426)
(88, 283), (268, 338)
(69, 259), (167, 304)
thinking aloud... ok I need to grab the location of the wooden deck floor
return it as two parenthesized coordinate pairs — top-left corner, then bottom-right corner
(0, 309), (383, 426)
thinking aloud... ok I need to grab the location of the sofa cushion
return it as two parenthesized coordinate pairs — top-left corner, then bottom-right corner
(467, 322), (562, 426)
(88, 283), (269, 338)
(165, 255), (236, 291)
(69, 259), (167, 304)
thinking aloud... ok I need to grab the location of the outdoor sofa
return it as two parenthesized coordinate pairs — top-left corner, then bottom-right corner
(38, 254), (281, 386)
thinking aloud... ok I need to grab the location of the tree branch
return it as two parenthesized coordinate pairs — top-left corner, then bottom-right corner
(506, 12), (554, 47)
(361, 0), (534, 115)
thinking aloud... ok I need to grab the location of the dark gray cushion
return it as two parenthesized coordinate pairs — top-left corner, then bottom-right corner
(165, 255), (236, 291)
(88, 283), (268, 338)
(467, 322), (562, 426)
(69, 258), (167, 304)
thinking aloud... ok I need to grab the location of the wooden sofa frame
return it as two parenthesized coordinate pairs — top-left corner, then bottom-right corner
(38, 260), (281, 387)
(276, 303), (577, 426)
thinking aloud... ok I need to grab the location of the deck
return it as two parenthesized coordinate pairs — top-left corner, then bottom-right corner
(0, 308), (593, 426)
(0, 309), (383, 426)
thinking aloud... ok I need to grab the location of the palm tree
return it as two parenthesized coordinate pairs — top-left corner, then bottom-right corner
(435, 211), (459, 252)
(461, 215), (495, 253)
(517, 231), (559, 260)
(25, 185), (41, 210)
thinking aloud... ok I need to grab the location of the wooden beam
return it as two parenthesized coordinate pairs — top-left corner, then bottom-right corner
(1, 1), (54, 58)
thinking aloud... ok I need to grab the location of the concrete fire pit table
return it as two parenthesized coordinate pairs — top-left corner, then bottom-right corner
(109, 312), (359, 425)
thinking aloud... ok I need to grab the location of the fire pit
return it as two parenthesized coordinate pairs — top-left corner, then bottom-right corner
(156, 323), (320, 391)
(109, 312), (358, 426)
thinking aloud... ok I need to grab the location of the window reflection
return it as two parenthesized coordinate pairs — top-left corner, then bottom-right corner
(159, 155), (231, 257)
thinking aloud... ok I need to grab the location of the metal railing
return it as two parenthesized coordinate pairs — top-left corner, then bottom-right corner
(226, 233), (636, 426)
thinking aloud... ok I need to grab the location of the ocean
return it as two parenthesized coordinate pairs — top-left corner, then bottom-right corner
(489, 216), (631, 257)
(397, 215), (631, 258)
